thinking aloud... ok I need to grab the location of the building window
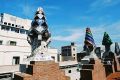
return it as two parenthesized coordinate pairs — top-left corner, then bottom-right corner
(10, 41), (16, 46)
(22, 26), (24, 28)
(73, 54), (75, 56)
(12, 57), (20, 65)
(8, 23), (11, 26)
(1, 25), (5, 30)
(6, 26), (10, 31)
(51, 56), (55, 60)
(15, 28), (19, 33)
(20, 29), (25, 34)
(74, 57), (75, 59)
(26, 30), (28, 34)
(1, 25), (11, 31)
(76, 69), (79, 72)
(68, 70), (71, 73)
(15, 25), (17, 27)
(12, 24), (14, 26)
(0, 73), (12, 79)
(11, 27), (15, 31)
(0, 40), (3, 45)
(118, 58), (120, 64)
(4, 22), (7, 25)
(73, 48), (75, 51)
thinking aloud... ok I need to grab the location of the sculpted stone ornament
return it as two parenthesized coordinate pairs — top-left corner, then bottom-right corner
(26, 7), (53, 61)
(115, 42), (120, 56)
(102, 32), (115, 65)
(102, 32), (113, 58)
(81, 28), (96, 56)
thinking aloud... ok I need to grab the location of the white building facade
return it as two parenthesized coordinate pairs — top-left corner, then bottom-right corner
(0, 13), (58, 66)
(59, 61), (80, 80)
(0, 13), (32, 65)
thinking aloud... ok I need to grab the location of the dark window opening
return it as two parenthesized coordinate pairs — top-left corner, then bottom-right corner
(15, 28), (19, 33)
(68, 70), (71, 73)
(68, 51), (72, 56)
(13, 57), (20, 65)
(20, 29), (25, 34)
(1, 25), (10, 31)
(118, 58), (120, 64)
(6, 26), (10, 31)
(8, 23), (11, 25)
(0, 40), (3, 45)
(22, 26), (24, 28)
(4, 22), (7, 25)
(51, 56), (55, 60)
(74, 57), (75, 59)
(10, 41), (16, 46)
(12, 24), (14, 26)
(26, 30), (29, 34)
(1, 25), (5, 30)
(0, 73), (12, 79)
(11, 27), (15, 31)
(15, 25), (17, 27)
(73, 48), (75, 51)
(77, 69), (79, 72)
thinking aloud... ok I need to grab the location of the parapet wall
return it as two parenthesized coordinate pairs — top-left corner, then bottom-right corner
(14, 61), (70, 80)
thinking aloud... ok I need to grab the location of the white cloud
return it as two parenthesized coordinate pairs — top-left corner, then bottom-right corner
(109, 20), (120, 29)
(51, 20), (120, 51)
(93, 0), (120, 7)
(43, 6), (60, 10)
(88, 0), (120, 12)
(43, 5), (60, 15)
(52, 28), (84, 41)
(22, 5), (32, 16)
(19, 4), (35, 18)
(54, 20), (120, 43)
(92, 20), (120, 45)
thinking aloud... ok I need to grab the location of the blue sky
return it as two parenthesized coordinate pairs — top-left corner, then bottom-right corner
(0, 0), (120, 51)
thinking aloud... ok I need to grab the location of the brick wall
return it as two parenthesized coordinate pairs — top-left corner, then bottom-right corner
(14, 61), (70, 80)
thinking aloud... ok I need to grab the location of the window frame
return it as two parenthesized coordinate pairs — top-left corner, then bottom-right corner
(10, 41), (17, 46)
(12, 56), (20, 65)
(20, 29), (25, 34)
(1, 25), (6, 30)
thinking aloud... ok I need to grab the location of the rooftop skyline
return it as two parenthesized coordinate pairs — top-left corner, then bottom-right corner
(0, 0), (120, 50)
